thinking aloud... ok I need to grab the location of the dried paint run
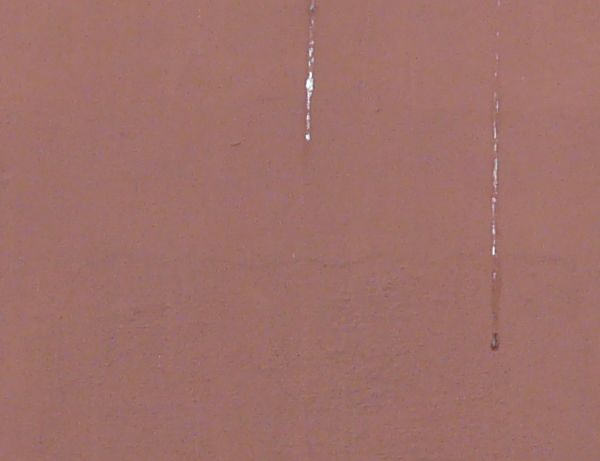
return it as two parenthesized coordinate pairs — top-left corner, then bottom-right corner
(490, 0), (502, 351)
(304, 0), (317, 142)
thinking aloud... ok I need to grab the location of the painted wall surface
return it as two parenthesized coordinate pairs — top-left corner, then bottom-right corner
(2, 1), (600, 459)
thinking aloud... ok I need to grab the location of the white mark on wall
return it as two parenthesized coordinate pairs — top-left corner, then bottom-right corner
(490, 0), (501, 351)
(491, 87), (499, 259)
(305, 0), (317, 142)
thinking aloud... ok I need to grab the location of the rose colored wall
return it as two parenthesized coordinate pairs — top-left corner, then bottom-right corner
(1, 1), (599, 459)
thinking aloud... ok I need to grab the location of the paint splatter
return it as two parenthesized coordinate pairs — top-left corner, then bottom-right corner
(490, 0), (502, 351)
(304, 0), (317, 142)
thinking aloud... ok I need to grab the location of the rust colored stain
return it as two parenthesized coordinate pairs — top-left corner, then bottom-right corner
(2, 1), (600, 460)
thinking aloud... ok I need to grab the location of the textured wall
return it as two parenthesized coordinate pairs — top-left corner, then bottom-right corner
(1, 1), (600, 459)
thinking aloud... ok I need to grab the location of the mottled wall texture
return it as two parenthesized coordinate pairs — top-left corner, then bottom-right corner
(2, 1), (600, 460)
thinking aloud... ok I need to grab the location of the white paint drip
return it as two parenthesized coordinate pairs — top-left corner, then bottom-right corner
(305, 0), (317, 142)
(491, 11), (500, 260)
(490, 0), (502, 351)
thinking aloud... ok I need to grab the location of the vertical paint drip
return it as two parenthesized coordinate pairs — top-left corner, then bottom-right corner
(490, 0), (501, 351)
(304, 0), (317, 142)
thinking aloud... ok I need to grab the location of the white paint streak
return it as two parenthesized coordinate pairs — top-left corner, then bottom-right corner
(491, 13), (500, 262)
(305, 0), (317, 142)
(490, 0), (502, 350)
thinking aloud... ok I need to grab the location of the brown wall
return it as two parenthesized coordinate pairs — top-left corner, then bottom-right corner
(2, 1), (600, 459)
